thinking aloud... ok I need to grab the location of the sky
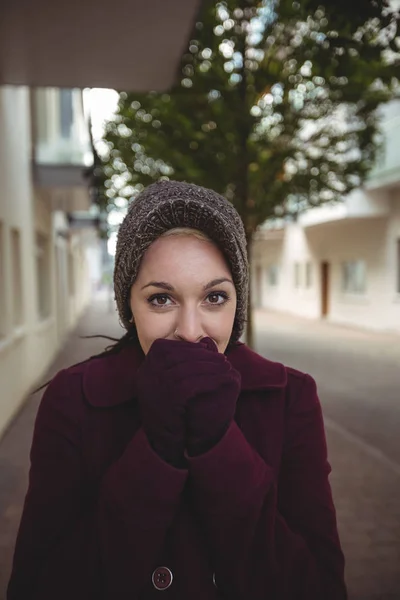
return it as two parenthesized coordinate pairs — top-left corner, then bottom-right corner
(83, 88), (119, 144)
(83, 88), (120, 255)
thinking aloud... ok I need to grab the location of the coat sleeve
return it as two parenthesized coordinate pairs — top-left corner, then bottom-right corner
(187, 373), (347, 600)
(7, 369), (188, 600)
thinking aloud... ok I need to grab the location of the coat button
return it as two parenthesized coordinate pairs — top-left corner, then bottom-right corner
(152, 566), (173, 591)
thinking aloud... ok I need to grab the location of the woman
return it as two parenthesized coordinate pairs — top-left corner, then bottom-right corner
(8, 180), (347, 599)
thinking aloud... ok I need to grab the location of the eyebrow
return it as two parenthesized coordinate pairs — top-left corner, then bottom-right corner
(141, 277), (234, 291)
(204, 277), (234, 290)
(141, 281), (174, 291)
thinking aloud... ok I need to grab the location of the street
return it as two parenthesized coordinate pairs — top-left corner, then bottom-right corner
(255, 310), (400, 600)
(0, 301), (399, 599)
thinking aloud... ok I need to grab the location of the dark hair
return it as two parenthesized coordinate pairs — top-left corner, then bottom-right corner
(33, 326), (138, 395)
(33, 323), (239, 395)
(88, 325), (139, 358)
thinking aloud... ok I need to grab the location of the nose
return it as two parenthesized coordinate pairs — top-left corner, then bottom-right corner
(173, 307), (204, 343)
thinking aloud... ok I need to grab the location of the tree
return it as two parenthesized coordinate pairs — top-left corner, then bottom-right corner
(100, 0), (399, 347)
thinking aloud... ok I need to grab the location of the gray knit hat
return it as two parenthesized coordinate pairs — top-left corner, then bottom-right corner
(114, 180), (249, 342)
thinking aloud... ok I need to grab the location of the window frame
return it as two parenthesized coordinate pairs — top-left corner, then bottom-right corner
(267, 264), (279, 287)
(341, 260), (367, 295)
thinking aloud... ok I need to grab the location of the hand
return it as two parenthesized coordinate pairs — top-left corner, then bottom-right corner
(135, 337), (241, 463)
(134, 338), (191, 467)
(184, 338), (241, 456)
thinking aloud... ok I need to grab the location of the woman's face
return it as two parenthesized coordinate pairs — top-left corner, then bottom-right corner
(130, 234), (237, 354)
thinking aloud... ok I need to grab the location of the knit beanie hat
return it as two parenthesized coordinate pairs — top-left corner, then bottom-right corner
(114, 180), (249, 342)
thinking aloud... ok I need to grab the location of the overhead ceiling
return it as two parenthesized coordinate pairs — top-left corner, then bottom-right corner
(0, 0), (201, 91)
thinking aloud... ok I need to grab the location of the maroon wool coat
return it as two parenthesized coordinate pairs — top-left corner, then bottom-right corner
(8, 342), (347, 600)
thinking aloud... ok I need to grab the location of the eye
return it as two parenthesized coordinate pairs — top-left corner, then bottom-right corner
(147, 294), (173, 308)
(206, 292), (229, 306)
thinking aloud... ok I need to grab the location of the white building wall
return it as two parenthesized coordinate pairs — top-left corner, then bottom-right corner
(253, 99), (400, 336)
(384, 192), (400, 328)
(0, 86), (46, 438)
(253, 226), (320, 319)
(0, 86), (95, 438)
(35, 88), (92, 166)
(368, 100), (400, 190)
(85, 238), (104, 292)
(254, 206), (400, 334)
(309, 217), (395, 331)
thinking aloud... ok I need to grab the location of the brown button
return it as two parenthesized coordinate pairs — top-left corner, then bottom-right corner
(152, 566), (173, 591)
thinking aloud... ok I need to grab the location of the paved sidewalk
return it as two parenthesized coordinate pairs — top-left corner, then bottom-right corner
(0, 301), (399, 599)
(0, 295), (125, 598)
(326, 426), (400, 600)
(255, 310), (400, 600)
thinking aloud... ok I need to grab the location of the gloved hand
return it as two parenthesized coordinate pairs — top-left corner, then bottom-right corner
(185, 337), (241, 457)
(135, 337), (241, 464)
(134, 338), (191, 467)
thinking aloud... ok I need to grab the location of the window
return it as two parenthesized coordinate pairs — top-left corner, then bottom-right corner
(342, 260), (367, 294)
(36, 233), (51, 319)
(397, 239), (400, 294)
(294, 262), (301, 289)
(305, 261), (313, 288)
(0, 222), (6, 338)
(11, 229), (23, 327)
(267, 264), (279, 287)
(59, 89), (74, 139)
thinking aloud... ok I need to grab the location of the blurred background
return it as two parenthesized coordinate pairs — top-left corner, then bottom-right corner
(0, 0), (400, 598)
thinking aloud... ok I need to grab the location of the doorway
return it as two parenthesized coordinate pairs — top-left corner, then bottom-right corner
(320, 261), (330, 318)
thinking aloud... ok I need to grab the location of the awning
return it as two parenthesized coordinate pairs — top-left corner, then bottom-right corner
(0, 0), (202, 91)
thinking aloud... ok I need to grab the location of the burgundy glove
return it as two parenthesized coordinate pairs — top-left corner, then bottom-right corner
(134, 338), (190, 467)
(135, 337), (241, 464)
(185, 337), (241, 457)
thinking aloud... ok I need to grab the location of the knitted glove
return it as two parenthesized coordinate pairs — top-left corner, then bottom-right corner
(135, 338), (235, 466)
(134, 338), (190, 467)
(185, 337), (241, 457)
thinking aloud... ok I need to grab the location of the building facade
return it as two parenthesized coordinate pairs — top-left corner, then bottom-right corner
(0, 85), (99, 438)
(252, 100), (400, 334)
(0, 0), (203, 441)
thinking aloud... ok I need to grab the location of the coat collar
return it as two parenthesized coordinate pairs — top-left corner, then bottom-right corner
(82, 344), (144, 408)
(227, 342), (287, 391)
(82, 341), (287, 408)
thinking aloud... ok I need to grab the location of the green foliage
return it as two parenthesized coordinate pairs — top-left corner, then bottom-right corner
(100, 0), (399, 235)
